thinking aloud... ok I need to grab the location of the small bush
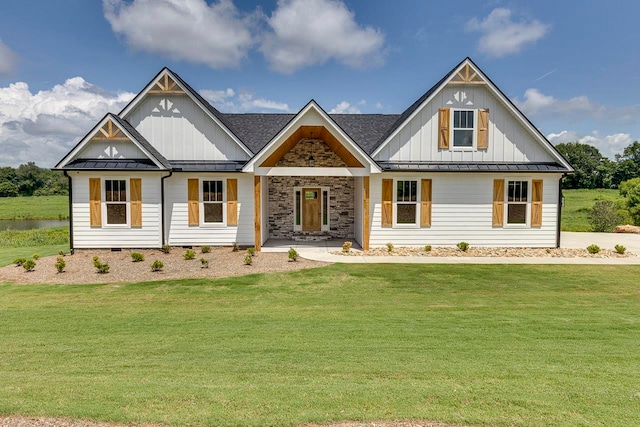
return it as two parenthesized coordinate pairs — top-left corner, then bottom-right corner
(232, 241), (239, 252)
(58, 250), (66, 256)
(288, 247), (299, 261)
(424, 245), (432, 252)
(342, 241), (352, 253)
(247, 247), (256, 257)
(201, 245), (211, 254)
(13, 258), (27, 267)
(161, 245), (171, 254)
(183, 249), (196, 260)
(95, 261), (110, 274)
(23, 259), (36, 272)
(457, 241), (470, 252)
(587, 244), (601, 254)
(614, 244), (627, 254)
(151, 260), (164, 272)
(32, 253), (40, 260)
(92, 255), (99, 262)
(200, 258), (209, 268)
(131, 252), (145, 262)
(386, 242), (394, 252)
(55, 257), (66, 273)
(588, 200), (623, 232)
(244, 255), (253, 265)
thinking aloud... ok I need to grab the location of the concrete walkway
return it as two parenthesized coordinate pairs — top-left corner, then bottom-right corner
(262, 233), (640, 265)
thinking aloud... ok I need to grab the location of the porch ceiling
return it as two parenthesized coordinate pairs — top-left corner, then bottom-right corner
(260, 125), (364, 168)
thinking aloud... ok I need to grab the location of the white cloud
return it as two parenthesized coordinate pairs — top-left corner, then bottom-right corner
(548, 130), (635, 159)
(200, 88), (289, 112)
(0, 40), (18, 75)
(329, 101), (360, 114)
(0, 78), (135, 167)
(261, 0), (385, 73)
(514, 88), (604, 119)
(103, 0), (254, 69)
(467, 8), (549, 57)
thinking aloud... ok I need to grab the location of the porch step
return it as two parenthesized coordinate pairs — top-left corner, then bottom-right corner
(292, 233), (332, 242)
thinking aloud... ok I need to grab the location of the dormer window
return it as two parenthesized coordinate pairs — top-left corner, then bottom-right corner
(453, 110), (474, 148)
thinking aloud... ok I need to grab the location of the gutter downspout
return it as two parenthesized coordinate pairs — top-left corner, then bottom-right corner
(63, 171), (74, 254)
(556, 174), (566, 248)
(160, 171), (173, 247)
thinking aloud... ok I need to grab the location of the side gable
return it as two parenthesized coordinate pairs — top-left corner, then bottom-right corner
(54, 114), (169, 170)
(243, 101), (381, 175)
(371, 58), (573, 171)
(120, 68), (252, 162)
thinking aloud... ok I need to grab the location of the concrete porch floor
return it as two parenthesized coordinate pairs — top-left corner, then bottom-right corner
(261, 239), (361, 253)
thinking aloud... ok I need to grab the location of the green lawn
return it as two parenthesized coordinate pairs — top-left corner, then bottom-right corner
(0, 195), (68, 219)
(561, 188), (629, 231)
(1, 264), (639, 426)
(0, 226), (69, 266)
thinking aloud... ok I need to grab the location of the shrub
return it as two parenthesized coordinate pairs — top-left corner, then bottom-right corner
(342, 241), (352, 253)
(23, 259), (36, 272)
(55, 257), (66, 273)
(32, 253), (40, 260)
(588, 200), (623, 232)
(288, 247), (299, 261)
(587, 244), (601, 254)
(620, 178), (640, 225)
(386, 242), (394, 252)
(58, 250), (66, 256)
(131, 252), (145, 262)
(201, 245), (211, 254)
(232, 241), (239, 252)
(457, 241), (470, 252)
(183, 249), (196, 260)
(151, 260), (164, 272)
(92, 255), (99, 262)
(615, 244), (627, 254)
(246, 247), (256, 257)
(94, 261), (110, 274)
(200, 258), (209, 268)
(13, 257), (27, 267)
(160, 245), (171, 254)
(244, 255), (253, 265)
(424, 245), (432, 252)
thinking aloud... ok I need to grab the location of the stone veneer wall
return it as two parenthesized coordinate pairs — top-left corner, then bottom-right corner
(276, 138), (348, 167)
(268, 176), (355, 239)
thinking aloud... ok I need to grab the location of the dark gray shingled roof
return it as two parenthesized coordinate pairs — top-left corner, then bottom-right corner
(110, 114), (171, 169)
(378, 162), (568, 172)
(330, 114), (401, 154)
(169, 160), (245, 172)
(64, 159), (160, 170)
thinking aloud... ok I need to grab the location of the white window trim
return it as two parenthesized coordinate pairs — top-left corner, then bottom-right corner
(200, 177), (227, 227)
(450, 109), (477, 151)
(504, 178), (531, 228)
(393, 178), (421, 228)
(102, 177), (130, 228)
(293, 186), (330, 232)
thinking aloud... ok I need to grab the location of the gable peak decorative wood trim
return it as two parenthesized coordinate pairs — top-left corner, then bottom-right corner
(148, 74), (185, 95)
(91, 119), (130, 141)
(450, 63), (486, 85)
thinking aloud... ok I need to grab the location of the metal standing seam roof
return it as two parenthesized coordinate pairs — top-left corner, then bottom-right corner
(64, 159), (160, 170)
(169, 161), (245, 172)
(377, 162), (569, 172)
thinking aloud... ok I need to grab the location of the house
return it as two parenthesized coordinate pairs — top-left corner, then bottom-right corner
(54, 57), (573, 252)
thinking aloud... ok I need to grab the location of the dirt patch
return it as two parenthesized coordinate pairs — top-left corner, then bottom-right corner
(0, 247), (327, 285)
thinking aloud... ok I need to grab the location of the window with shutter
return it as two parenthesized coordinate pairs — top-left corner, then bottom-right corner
(381, 179), (393, 227)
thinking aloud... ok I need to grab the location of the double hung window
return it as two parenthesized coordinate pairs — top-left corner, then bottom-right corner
(396, 180), (418, 225)
(203, 180), (224, 223)
(453, 110), (474, 147)
(105, 179), (127, 225)
(507, 180), (528, 224)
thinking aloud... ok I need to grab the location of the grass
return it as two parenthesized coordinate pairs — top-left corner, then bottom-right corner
(561, 188), (629, 231)
(1, 264), (639, 426)
(0, 195), (68, 219)
(0, 226), (69, 266)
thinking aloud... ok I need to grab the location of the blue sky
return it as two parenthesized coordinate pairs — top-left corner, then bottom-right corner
(0, 0), (639, 167)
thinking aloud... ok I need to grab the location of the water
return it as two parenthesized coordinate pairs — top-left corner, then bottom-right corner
(0, 219), (69, 231)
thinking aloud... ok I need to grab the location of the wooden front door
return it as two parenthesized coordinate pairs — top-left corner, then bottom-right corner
(302, 188), (321, 231)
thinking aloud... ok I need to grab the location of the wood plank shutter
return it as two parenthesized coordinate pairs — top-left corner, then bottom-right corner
(420, 179), (432, 227)
(531, 180), (543, 227)
(89, 178), (101, 227)
(477, 109), (489, 150)
(188, 179), (199, 226)
(438, 108), (450, 149)
(492, 179), (504, 227)
(130, 178), (142, 228)
(227, 179), (238, 226)
(381, 179), (393, 227)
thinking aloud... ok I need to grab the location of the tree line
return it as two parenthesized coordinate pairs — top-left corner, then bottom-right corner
(0, 162), (68, 197)
(556, 141), (640, 189)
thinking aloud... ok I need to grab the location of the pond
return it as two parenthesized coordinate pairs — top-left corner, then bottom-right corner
(0, 219), (69, 231)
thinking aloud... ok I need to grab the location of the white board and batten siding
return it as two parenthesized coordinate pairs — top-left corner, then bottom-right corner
(374, 84), (555, 164)
(76, 138), (146, 160)
(164, 173), (254, 246)
(70, 171), (163, 248)
(125, 95), (250, 161)
(368, 173), (561, 248)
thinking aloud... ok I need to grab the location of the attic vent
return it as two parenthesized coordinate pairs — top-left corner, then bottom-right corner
(450, 64), (485, 85)
(148, 74), (185, 95)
